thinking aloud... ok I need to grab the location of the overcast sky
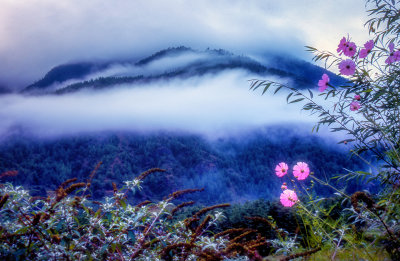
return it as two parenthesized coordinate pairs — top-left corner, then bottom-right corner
(0, 0), (372, 140)
(0, 0), (370, 88)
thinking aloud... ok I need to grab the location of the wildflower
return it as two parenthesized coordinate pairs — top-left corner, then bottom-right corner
(354, 94), (361, 100)
(318, 73), (330, 92)
(359, 40), (374, 58)
(293, 162), (310, 180)
(280, 189), (298, 207)
(337, 36), (356, 57)
(385, 42), (400, 64)
(338, 59), (356, 76)
(337, 37), (348, 55)
(350, 101), (360, 111)
(275, 162), (288, 177)
(281, 182), (287, 190)
(343, 41), (357, 57)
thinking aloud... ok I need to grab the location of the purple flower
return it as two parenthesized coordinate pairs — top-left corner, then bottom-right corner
(338, 59), (356, 76)
(337, 36), (356, 57)
(337, 37), (348, 55)
(343, 41), (357, 57)
(318, 73), (330, 92)
(385, 43), (400, 64)
(386, 51), (400, 64)
(359, 40), (374, 58)
(350, 101), (361, 111)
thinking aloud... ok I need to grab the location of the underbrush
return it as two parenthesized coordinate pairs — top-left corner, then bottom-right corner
(0, 167), (395, 260)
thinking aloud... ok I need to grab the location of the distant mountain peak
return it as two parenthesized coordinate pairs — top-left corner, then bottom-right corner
(22, 62), (109, 93)
(20, 46), (345, 95)
(135, 46), (195, 66)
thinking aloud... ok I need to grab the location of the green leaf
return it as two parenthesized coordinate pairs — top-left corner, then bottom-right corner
(289, 98), (304, 104)
(111, 243), (118, 253)
(308, 89), (313, 99)
(119, 199), (127, 210)
(94, 209), (101, 218)
(262, 83), (272, 95)
(332, 127), (346, 132)
(355, 171), (372, 176)
(73, 216), (80, 226)
(338, 139), (355, 144)
(305, 46), (318, 52)
(250, 81), (265, 91)
(15, 227), (29, 235)
(273, 85), (283, 94)
(286, 92), (293, 103)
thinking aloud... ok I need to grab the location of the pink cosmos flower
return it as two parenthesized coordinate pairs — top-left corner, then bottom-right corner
(293, 162), (310, 180)
(359, 40), (374, 58)
(338, 59), (356, 76)
(350, 101), (361, 111)
(385, 42), (400, 64)
(281, 183), (287, 190)
(337, 37), (348, 55)
(343, 41), (357, 57)
(280, 189), (298, 207)
(354, 94), (361, 100)
(318, 73), (330, 92)
(386, 51), (400, 64)
(337, 36), (356, 57)
(275, 162), (288, 177)
(385, 51), (400, 64)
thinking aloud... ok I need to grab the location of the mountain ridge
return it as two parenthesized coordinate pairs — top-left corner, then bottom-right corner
(21, 46), (345, 95)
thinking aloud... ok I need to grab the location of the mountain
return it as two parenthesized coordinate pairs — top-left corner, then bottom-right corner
(21, 47), (345, 95)
(22, 62), (110, 93)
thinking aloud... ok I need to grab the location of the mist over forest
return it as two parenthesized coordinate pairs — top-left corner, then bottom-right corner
(0, 46), (370, 205)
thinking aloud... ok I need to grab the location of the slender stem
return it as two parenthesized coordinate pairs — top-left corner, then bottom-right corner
(331, 229), (344, 261)
(310, 175), (350, 199)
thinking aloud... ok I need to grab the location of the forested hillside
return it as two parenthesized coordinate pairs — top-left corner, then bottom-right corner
(0, 127), (367, 204)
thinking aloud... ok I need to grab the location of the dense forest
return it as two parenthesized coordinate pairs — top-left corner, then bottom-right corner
(0, 126), (369, 205)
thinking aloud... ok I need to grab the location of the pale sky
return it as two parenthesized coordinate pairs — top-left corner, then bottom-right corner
(0, 0), (374, 140)
(0, 0), (370, 88)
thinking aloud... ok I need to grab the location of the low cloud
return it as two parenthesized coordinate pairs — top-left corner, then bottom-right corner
(0, 68), (354, 148)
(0, 70), (319, 139)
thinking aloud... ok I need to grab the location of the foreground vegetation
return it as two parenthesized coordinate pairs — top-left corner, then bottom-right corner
(1, 0), (400, 260)
(0, 167), (392, 260)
